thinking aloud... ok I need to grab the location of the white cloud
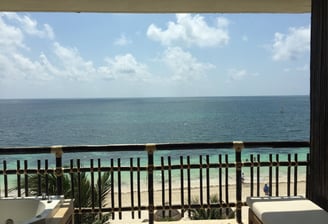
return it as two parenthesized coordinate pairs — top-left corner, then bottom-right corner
(227, 69), (247, 81)
(0, 15), (25, 51)
(0, 13), (55, 81)
(19, 15), (54, 39)
(0, 51), (53, 82)
(0, 12), (153, 84)
(147, 14), (229, 47)
(0, 12), (59, 83)
(43, 24), (55, 40)
(53, 42), (96, 81)
(272, 25), (310, 61)
(12, 53), (53, 80)
(1, 12), (54, 40)
(39, 53), (61, 77)
(114, 34), (131, 46)
(227, 69), (257, 82)
(162, 47), (215, 81)
(0, 54), (20, 80)
(102, 54), (151, 81)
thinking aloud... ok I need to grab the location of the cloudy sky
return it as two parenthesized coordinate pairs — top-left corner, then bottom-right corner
(0, 13), (310, 98)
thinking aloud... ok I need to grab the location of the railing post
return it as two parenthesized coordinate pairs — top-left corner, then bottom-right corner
(146, 144), (156, 224)
(234, 141), (244, 224)
(51, 145), (63, 196)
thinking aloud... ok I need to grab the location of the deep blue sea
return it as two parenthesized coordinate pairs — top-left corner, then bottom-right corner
(0, 96), (309, 147)
(0, 96), (310, 185)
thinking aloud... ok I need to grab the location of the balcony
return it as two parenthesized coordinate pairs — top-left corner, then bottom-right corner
(0, 140), (309, 223)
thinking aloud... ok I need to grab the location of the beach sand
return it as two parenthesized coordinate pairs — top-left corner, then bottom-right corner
(107, 181), (306, 223)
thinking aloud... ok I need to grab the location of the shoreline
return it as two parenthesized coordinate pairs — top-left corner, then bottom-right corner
(117, 174), (307, 193)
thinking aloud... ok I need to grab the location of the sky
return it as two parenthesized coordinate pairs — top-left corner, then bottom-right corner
(0, 12), (310, 98)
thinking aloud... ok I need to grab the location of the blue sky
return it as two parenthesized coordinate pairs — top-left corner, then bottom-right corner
(0, 13), (310, 98)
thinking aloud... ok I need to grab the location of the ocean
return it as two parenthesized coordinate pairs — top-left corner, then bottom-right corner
(0, 96), (310, 186)
(0, 96), (309, 147)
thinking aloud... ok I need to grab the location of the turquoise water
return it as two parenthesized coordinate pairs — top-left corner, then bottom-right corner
(0, 96), (310, 187)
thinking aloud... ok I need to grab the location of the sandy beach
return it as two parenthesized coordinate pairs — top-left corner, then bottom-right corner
(108, 181), (306, 207)
(106, 181), (306, 223)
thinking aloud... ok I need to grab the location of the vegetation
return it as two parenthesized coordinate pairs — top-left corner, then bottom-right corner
(154, 208), (182, 222)
(13, 168), (111, 224)
(189, 194), (235, 220)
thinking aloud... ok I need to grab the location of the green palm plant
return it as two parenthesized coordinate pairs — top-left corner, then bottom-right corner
(189, 194), (235, 220)
(13, 167), (111, 224)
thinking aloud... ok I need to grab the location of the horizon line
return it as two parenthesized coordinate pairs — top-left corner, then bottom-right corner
(0, 94), (309, 100)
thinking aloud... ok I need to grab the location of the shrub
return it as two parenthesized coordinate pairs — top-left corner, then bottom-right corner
(189, 194), (235, 220)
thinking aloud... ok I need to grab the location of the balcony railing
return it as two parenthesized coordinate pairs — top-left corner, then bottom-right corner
(0, 141), (309, 224)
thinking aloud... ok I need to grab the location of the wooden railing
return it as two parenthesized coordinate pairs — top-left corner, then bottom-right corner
(0, 141), (309, 224)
